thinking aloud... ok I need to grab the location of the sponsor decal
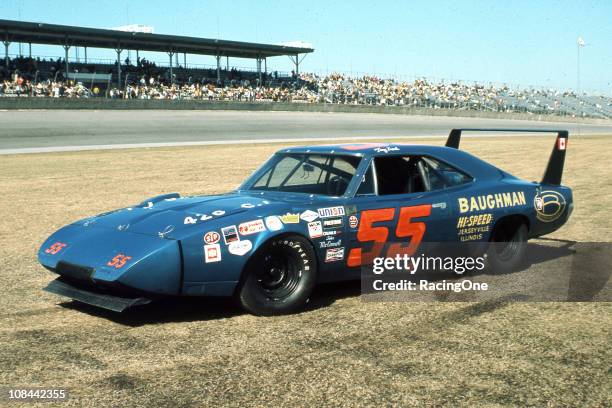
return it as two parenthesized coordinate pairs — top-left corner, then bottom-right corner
(374, 146), (400, 153)
(300, 210), (319, 222)
(317, 206), (346, 218)
(279, 212), (300, 224)
(45, 242), (67, 255)
(204, 231), (220, 244)
(432, 202), (447, 209)
(184, 216), (197, 224)
(345, 205), (357, 216)
(238, 219), (266, 235)
(228, 240), (253, 256)
(323, 229), (341, 237)
(107, 254), (132, 269)
(325, 247), (345, 262)
(558, 137), (567, 150)
(204, 244), (221, 263)
(265, 216), (283, 231)
(221, 225), (239, 244)
(320, 239), (342, 248)
(212, 210), (226, 216)
(349, 215), (359, 229)
(117, 223), (130, 231)
(322, 218), (343, 228)
(308, 221), (323, 238)
(534, 190), (567, 222)
(458, 191), (526, 213)
(456, 213), (494, 242)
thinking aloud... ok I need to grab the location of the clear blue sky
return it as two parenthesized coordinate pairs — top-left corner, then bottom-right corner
(1, 0), (610, 93)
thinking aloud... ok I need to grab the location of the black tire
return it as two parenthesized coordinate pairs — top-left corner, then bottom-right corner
(486, 220), (528, 274)
(236, 235), (317, 316)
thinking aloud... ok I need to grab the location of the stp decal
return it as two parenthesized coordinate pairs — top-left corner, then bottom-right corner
(203, 231), (220, 245)
(349, 215), (359, 229)
(347, 204), (431, 267)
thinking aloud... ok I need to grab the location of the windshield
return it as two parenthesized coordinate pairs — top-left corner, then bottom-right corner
(246, 153), (362, 196)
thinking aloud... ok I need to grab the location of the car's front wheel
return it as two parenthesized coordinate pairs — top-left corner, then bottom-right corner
(236, 235), (317, 316)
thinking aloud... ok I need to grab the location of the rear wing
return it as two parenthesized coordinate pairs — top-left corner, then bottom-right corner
(446, 128), (569, 185)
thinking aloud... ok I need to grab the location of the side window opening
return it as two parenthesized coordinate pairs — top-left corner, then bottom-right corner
(374, 156), (427, 195)
(369, 155), (471, 196)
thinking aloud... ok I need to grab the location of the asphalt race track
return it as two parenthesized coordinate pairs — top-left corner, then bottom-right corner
(1, 109), (611, 154)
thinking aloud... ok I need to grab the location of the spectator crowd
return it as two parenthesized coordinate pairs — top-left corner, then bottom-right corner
(1, 56), (611, 118)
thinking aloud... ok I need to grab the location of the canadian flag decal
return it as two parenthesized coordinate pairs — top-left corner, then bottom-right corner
(557, 137), (567, 150)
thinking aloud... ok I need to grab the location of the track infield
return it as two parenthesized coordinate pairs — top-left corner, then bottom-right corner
(0, 135), (610, 407)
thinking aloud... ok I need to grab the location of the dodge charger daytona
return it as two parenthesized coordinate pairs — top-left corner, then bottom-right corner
(39, 128), (573, 315)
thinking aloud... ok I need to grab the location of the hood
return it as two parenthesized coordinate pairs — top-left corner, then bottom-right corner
(75, 192), (294, 239)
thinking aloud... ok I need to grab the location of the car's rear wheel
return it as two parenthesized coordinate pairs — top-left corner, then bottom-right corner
(486, 218), (528, 274)
(236, 235), (317, 316)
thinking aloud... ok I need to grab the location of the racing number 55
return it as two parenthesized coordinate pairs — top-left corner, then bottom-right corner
(347, 204), (432, 267)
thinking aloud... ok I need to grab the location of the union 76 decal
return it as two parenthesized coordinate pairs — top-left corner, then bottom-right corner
(347, 204), (431, 267)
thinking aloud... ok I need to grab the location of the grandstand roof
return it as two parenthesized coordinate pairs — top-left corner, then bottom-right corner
(0, 19), (314, 59)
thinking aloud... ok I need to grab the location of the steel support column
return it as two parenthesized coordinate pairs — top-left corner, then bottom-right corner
(216, 55), (221, 84)
(28, 42), (32, 58)
(115, 48), (122, 87)
(288, 54), (307, 78)
(183, 52), (186, 68)
(84, 46), (87, 63)
(226, 56), (229, 70)
(256, 57), (262, 83)
(168, 51), (174, 84)
(3, 40), (9, 68)
(63, 44), (71, 80)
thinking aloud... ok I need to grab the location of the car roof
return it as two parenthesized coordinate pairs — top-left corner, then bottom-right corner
(277, 143), (504, 181)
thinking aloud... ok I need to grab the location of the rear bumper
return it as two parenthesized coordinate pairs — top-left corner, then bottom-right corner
(43, 277), (154, 312)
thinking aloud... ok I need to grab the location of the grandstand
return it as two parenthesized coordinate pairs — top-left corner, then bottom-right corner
(1, 19), (611, 119)
(0, 19), (313, 86)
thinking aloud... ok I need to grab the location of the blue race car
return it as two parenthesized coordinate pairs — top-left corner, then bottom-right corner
(39, 128), (573, 315)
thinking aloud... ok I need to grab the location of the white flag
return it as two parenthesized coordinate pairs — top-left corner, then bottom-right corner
(577, 36), (586, 47)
